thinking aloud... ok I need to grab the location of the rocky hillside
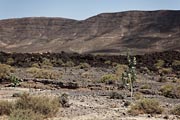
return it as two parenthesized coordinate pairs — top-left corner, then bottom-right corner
(0, 10), (180, 54)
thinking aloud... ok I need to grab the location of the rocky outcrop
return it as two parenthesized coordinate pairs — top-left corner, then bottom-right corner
(0, 10), (180, 54)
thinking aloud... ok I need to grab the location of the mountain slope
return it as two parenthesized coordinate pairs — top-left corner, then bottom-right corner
(0, 10), (180, 54)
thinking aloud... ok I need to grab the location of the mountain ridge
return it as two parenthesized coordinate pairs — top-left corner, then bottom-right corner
(0, 10), (180, 54)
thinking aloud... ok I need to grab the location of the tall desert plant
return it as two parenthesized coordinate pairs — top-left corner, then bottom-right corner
(121, 51), (137, 99)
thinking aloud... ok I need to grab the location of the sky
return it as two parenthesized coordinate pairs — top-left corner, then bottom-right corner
(0, 0), (180, 20)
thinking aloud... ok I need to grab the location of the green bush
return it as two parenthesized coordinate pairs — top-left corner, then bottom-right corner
(128, 98), (163, 115)
(9, 109), (44, 120)
(10, 75), (20, 87)
(171, 104), (180, 116)
(0, 100), (14, 115)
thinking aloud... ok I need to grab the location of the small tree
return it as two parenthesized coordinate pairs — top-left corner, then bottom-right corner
(122, 51), (137, 99)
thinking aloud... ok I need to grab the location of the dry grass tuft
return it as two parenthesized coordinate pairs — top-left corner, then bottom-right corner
(15, 93), (60, 117)
(0, 93), (60, 119)
(99, 74), (117, 84)
(26, 67), (62, 79)
(0, 63), (15, 80)
(128, 98), (163, 115)
(160, 84), (180, 98)
(9, 109), (44, 120)
(171, 104), (180, 116)
(0, 101), (14, 116)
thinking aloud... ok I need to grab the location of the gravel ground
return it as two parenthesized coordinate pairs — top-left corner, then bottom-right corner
(0, 87), (180, 120)
(0, 66), (180, 120)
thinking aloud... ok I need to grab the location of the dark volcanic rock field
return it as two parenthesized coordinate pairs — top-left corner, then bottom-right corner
(0, 51), (179, 73)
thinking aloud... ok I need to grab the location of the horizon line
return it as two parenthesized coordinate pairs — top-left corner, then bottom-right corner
(0, 9), (180, 21)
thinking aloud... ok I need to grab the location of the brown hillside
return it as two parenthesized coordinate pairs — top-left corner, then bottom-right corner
(0, 10), (180, 54)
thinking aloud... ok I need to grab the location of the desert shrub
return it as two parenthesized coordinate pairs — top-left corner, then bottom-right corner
(172, 78), (178, 83)
(112, 62), (118, 67)
(128, 98), (163, 115)
(9, 75), (21, 87)
(160, 84), (180, 98)
(6, 58), (15, 65)
(59, 93), (70, 107)
(57, 59), (64, 65)
(140, 84), (151, 89)
(139, 67), (150, 74)
(0, 93), (60, 118)
(158, 68), (172, 75)
(77, 62), (91, 69)
(171, 104), (180, 116)
(12, 93), (22, 97)
(15, 93), (60, 117)
(175, 86), (180, 97)
(9, 109), (44, 120)
(155, 60), (165, 69)
(172, 60), (180, 66)
(99, 74), (117, 84)
(158, 76), (167, 82)
(26, 67), (62, 79)
(134, 92), (143, 100)
(26, 67), (39, 73)
(0, 100), (14, 115)
(109, 91), (124, 99)
(31, 63), (40, 68)
(124, 101), (131, 107)
(65, 61), (75, 67)
(160, 84), (174, 98)
(115, 64), (128, 77)
(104, 60), (111, 65)
(40, 58), (53, 68)
(51, 58), (64, 66)
(14, 93), (31, 109)
(0, 63), (15, 80)
(81, 71), (91, 78)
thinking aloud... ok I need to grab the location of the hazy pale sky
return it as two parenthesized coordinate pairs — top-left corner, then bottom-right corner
(0, 0), (180, 20)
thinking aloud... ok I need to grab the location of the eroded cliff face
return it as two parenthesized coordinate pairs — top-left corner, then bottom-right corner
(0, 10), (180, 54)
